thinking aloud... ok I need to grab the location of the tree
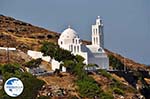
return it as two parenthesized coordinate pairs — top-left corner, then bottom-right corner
(77, 79), (101, 98)
(54, 48), (75, 62)
(108, 55), (124, 70)
(40, 41), (58, 58)
(75, 55), (85, 63)
(40, 41), (75, 62)
(25, 58), (42, 68)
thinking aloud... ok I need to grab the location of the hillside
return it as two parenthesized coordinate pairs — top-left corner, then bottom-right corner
(0, 15), (147, 70)
(0, 15), (150, 99)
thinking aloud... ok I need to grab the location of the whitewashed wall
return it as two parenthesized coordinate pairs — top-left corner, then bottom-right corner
(27, 50), (51, 62)
(0, 47), (16, 51)
(51, 59), (66, 72)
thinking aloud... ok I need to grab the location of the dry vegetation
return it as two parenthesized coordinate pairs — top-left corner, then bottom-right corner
(0, 15), (149, 99)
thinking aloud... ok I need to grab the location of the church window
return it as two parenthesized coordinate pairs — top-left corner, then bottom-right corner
(71, 45), (73, 51)
(77, 46), (79, 52)
(79, 39), (81, 44)
(61, 41), (63, 45)
(76, 39), (78, 44)
(93, 29), (95, 35)
(96, 37), (98, 44)
(96, 29), (97, 34)
(74, 46), (76, 53)
(72, 39), (74, 43)
(94, 37), (95, 44)
(98, 48), (102, 52)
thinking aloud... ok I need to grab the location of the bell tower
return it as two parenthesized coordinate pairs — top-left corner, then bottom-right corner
(92, 16), (104, 48)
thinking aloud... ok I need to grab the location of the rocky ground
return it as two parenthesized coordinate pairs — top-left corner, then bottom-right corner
(0, 15), (150, 99)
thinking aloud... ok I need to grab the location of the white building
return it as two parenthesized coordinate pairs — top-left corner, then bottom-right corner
(27, 16), (109, 72)
(27, 50), (51, 62)
(58, 16), (109, 70)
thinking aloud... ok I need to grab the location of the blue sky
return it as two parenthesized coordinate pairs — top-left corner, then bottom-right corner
(0, 0), (149, 64)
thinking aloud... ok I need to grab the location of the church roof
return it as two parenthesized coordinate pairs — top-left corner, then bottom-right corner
(59, 26), (79, 39)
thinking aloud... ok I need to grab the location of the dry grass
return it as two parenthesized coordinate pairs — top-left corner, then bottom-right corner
(38, 73), (76, 90)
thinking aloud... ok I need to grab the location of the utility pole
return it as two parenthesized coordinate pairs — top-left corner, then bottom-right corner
(7, 38), (10, 63)
(2, 35), (16, 63)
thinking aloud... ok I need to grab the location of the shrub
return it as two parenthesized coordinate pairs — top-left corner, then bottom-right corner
(47, 34), (53, 39)
(25, 58), (42, 68)
(40, 42), (75, 62)
(99, 69), (111, 79)
(100, 92), (114, 99)
(108, 55), (124, 70)
(0, 64), (45, 99)
(38, 96), (50, 99)
(77, 79), (101, 98)
(113, 87), (124, 95)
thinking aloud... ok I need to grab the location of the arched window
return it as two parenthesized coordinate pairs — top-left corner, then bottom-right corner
(79, 39), (81, 43)
(94, 37), (95, 44)
(61, 41), (63, 45)
(71, 45), (73, 51)
(76, 39), (78, 44)
(98, 48), (102, 52)
(96, 29), (97, 34)
(96, 37), (98, 44)
(77, 46), (79, 52)
(74, 46), (76, 53)
(72, 39), (74, 43)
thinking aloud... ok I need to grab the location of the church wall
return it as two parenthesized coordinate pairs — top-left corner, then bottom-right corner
(27, 50), (43, 59)
(51, 59), (60, 70)
(92, 52), (107, 58)
(88, 57), (109, 70)
(51, 59), (66, 72)
(75, 52), (88, 65)
(27, 50), (51, 62)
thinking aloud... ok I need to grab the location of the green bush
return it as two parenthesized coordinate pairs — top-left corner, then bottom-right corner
(40, 41), (75, 62)
(40, 41), (58, 58)
(113, 87), (124, 95)
(108, 55), (124, 70)
(100, 92), (114, 99)
(25, 58), (42, 68)
(37, 96), (50, 99)
(0, 64), (45, 99)
(99, 69), (111, 79)
(77, 79), (101, 98)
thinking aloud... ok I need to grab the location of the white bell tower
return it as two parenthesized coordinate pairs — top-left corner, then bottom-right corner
(92, 16), (104, 48)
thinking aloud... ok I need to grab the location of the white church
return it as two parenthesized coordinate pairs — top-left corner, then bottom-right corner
(28, 16), (109, 72)
(57, 16), (109, 70)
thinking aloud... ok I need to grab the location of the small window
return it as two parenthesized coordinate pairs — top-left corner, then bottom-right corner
(72, 39), (74, 43)
(74, 46), (76, 53)
(96, 29), (97, 34)
(94, 37), (95, 44)
(61, 41), (63, 45)
(98, 48), (102, 52)
(77, 46), (79, 52)
(71, 45), (73, 51)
